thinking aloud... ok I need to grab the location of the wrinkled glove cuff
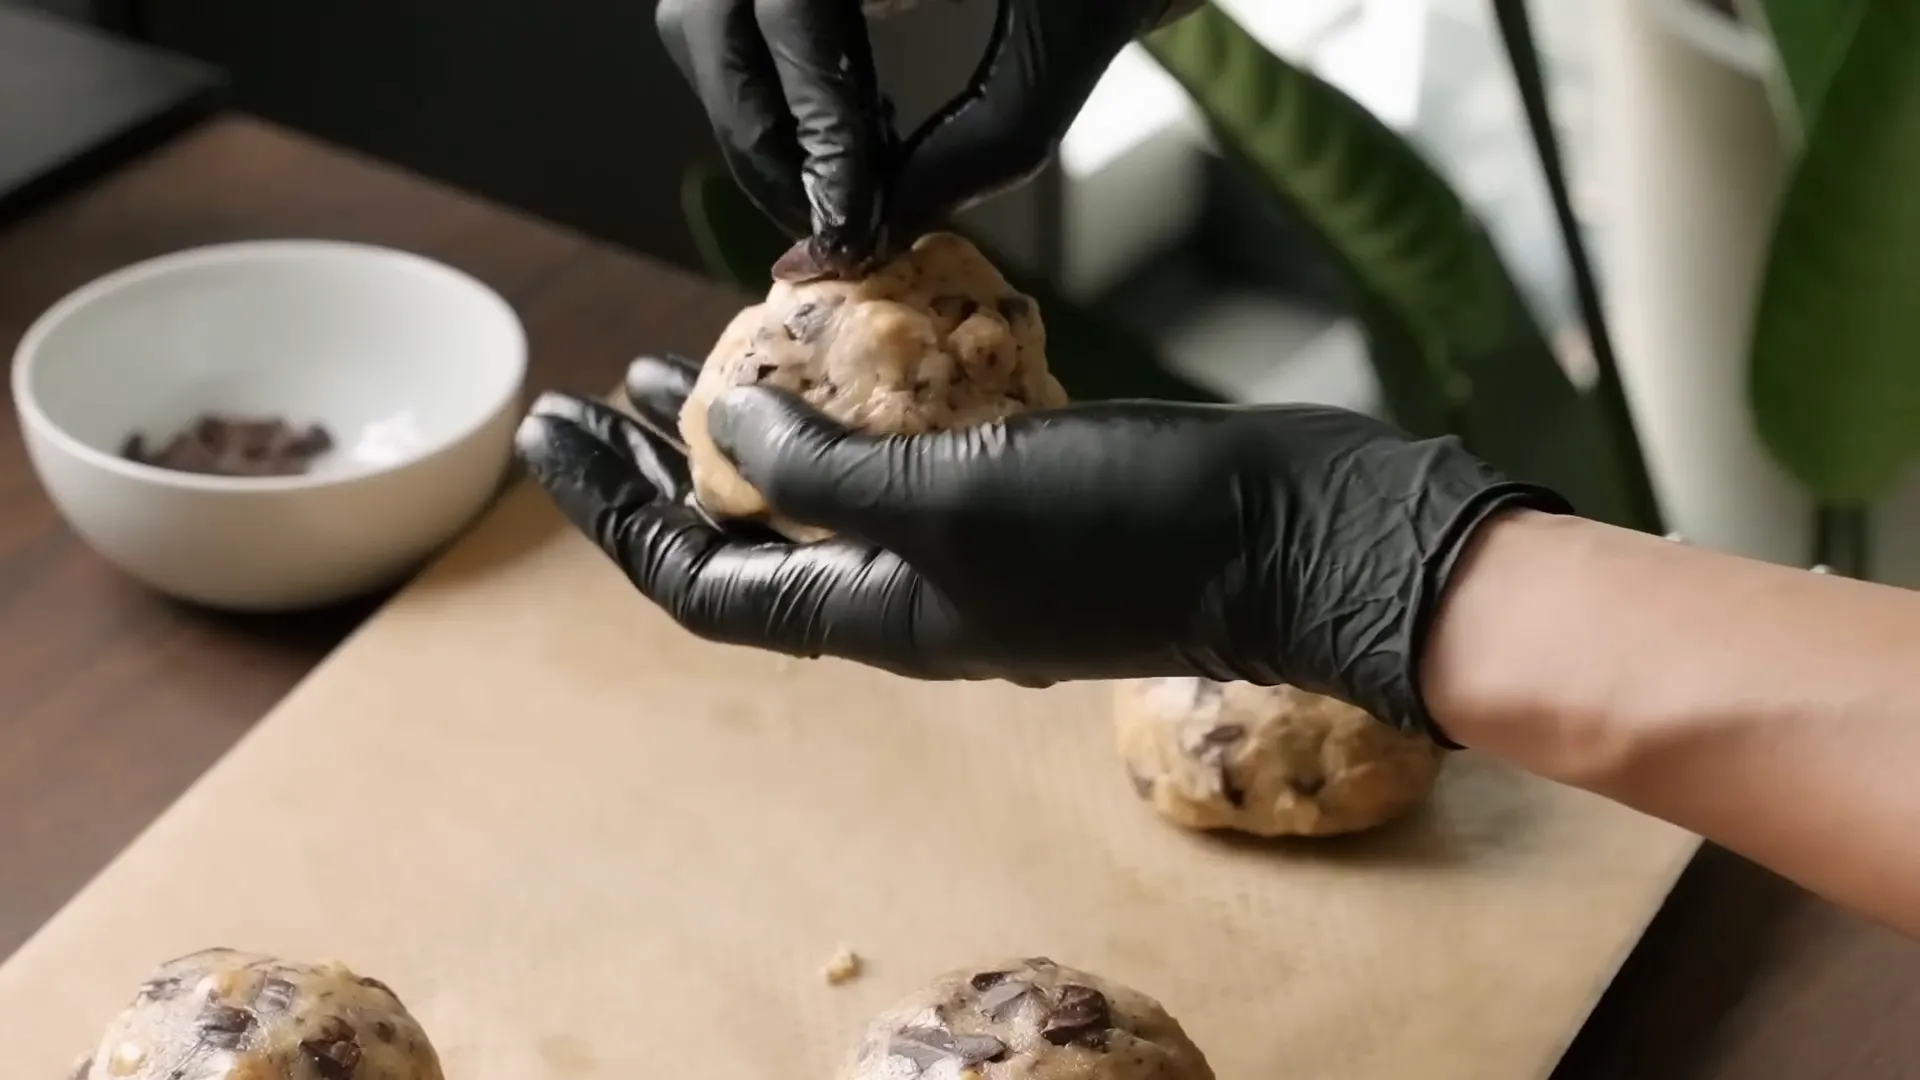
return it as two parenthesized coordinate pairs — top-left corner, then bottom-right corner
(1388, 482), (1576, 750)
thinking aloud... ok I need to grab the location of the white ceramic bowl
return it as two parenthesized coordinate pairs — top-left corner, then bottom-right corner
(12, 240), (527, 612)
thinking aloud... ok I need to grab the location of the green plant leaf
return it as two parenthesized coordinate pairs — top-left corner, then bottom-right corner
(1490, 0), (1663, 535)
(678, 163), (1222, 404)
(1144, 5), (1655, 530)
(1748, 3), (1920, 503)
(1747, 0), (1867, 143)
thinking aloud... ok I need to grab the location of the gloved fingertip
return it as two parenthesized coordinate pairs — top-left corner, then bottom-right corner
(513, 413), (602, 500)
(523, 390), (597, 428)
(707, 385), (832, 460)
(624, 355), (700, 447)
(515, 412), (676, 560)
(810, 221), (881, 275)
(512, 410), (570, 475)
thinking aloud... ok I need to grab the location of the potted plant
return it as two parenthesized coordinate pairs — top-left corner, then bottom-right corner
(681, 1), (1665, 535)
(680, 0), (1920, 578)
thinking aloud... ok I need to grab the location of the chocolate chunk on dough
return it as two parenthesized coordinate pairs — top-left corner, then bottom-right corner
(72, 947), (443, 1080)
(1115, 678), (1444, 837)
(682, 231), (1069, 543)
(837, 957), (1212, 1080)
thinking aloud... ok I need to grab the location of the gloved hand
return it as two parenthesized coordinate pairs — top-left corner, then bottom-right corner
(655, 0), (1197, 270)
(514, 354), (1572, 745)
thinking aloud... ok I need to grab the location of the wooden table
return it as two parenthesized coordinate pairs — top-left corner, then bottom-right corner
(0, 115), (1914, 1080)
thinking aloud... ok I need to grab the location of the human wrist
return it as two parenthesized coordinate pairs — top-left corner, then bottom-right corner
(1417, 509), (1655, 783)
(1378, 477), (1569, 747)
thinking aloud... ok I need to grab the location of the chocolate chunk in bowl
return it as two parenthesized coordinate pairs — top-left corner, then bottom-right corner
(122, 413), (334, 478)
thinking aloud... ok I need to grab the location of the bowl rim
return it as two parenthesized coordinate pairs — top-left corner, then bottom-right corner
(10, 238), (529, 493)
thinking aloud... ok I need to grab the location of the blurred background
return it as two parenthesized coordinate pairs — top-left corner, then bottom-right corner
(12, 0), (1579, 412)
(11, 0), (1919, 587)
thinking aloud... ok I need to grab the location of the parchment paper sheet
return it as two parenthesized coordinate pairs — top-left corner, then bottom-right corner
(0, 483), (1699, 1080)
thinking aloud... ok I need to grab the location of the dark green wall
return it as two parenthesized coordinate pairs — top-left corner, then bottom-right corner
(126, 0), (718, 270)
(96, 1), (1017, 277)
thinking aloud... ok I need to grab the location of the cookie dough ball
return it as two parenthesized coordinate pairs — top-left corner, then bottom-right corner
(71, 947), (442, 1080)
(1115, 678), (1444, 837)
(681, 231), (1069, 542)
(838, 956), (1213, 1080)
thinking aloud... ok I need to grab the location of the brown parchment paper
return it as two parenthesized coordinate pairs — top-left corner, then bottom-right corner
(0, 481), (1699, 1080)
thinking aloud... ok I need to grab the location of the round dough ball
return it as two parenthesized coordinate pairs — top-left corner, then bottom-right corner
(681, 231), (1069, 542)
(71, 947), (442, 1080)
(1114, 678), (1444, 837)
(837, 956), (1213, 1080)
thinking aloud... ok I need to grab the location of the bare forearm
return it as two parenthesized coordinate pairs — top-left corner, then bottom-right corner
(1423, 510), (1920, 938)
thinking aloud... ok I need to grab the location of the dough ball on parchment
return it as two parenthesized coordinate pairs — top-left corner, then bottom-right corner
(680, 231), (1069, 543)
(837, 956), (1213, 1080)
(1115, 678), (1444, 838)
(70, 947), (442, 1080)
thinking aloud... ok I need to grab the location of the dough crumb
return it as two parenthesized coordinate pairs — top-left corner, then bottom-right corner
(821, 944), (863, 986)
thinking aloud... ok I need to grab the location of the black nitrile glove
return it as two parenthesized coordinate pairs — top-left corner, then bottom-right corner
(656, 0), (1197, 270)
(514, 354), (1572, 745)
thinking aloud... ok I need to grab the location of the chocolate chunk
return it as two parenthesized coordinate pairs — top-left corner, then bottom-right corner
(890, 1027), (1007, 1072)
(1128, 768), (1156, 799)
(300, 1018), (362, 1080)
(753, 363), (779, 382)
(357, 975), (396, 998)
(1187, 723), (1248, 807)
(1187, 721), (1245, 802)
(994, 296), (1032, 321)
(1288, 773), (1327, 797)
(122, 413), (334, 478)
(977, 977), (1042, 1021)
(1185, 679), (1225, 708)
(1040, 985), (1112, 1048)
(782, 299), (839, 343)
(1197, 724), (1246, 750)
(292, 425), (334, 456)
(772, 240), (844, 284)
(373, 1021), (396, 1043)
(1220, 766), (1247, 808)
(254, 976), (297, 1014)
(138, 974), (186, 1002)
(952, 1034), (1009, 1065)
(969, 971), (1008, 991)
(198, 1004), (255, 1049)
(930, 295), (979, 324)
